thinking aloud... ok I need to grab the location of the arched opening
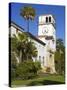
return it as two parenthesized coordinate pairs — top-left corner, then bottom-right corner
(49, 16), (51, 22)
(46, 17), (48, 23)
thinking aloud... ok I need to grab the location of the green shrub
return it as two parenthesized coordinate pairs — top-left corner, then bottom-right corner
(34, 61), (41, 72)
(15, 60), (41, 80)
(11, 68), (16, 80)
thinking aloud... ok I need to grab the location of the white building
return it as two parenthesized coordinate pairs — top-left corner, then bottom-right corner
(38, 14), (56, 73)
(10, 14), (56, 74)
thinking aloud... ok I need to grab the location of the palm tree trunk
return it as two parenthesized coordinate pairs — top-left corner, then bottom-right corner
(27, 19), (29, 32)
(13, 52), (19, 63)
(19, 50), (22, 63)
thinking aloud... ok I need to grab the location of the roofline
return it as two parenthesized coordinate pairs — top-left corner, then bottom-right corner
(9, 21), (24, 32)
(10, 21), (46, 46)
(39, 14), (53, 16)
(27, 32), (46, 46)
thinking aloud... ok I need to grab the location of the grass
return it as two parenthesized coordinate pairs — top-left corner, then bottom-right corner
(11, 74), (65, 87)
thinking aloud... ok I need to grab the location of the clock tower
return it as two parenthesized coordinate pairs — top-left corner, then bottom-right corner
(38, 14), (56, 73)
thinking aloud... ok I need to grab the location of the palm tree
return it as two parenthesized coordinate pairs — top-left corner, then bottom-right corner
(20, 6), (36, 32)
(26, 40), (38, 60)
(16, 33), (29, 62)
(11, 32), (37, 62)
(11, 32), (28, 62)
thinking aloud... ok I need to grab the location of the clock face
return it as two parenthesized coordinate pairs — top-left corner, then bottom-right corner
(42, 27), (48, 34)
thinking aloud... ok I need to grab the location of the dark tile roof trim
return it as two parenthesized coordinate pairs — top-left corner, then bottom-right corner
(10, 21), (46, 46)
(26, 32), (46, 46)
(9, 21), (24, 32)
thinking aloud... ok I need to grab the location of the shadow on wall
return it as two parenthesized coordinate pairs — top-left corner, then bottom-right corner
(27, 80), (65, 86)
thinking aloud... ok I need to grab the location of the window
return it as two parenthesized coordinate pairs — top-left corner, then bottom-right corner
(49, 17), (51, 22)
(46, 17), (48, 23)
(52, 39), (55, 44)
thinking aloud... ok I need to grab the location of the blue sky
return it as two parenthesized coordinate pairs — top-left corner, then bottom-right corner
(10, 3), (65, 43)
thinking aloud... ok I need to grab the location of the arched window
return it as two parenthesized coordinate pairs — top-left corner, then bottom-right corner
(46, 17), (48, 23)
(49, 16), (51, 22)
(52, 39), (55, 44)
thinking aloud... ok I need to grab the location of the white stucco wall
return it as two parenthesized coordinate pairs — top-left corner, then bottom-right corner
(10, 25), (23, 37)
(38, 15), (56, 73)
(38, 24), (56, 37)
(10, 26), (17, 37)
(32, 39), (47, 67)
(39, 14), (55, 25)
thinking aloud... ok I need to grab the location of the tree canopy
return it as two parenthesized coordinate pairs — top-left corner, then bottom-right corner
(55, 38), (65, 74)
(20, 6), (36, 20)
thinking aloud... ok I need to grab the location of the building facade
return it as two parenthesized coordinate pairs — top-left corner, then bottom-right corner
(38, 14), (56, 73)
(10, 14), (56, 74)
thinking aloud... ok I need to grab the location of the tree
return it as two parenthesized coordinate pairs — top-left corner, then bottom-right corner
(25, 40), (38, 60)
(56, 39), (64, 51)
(11, 32), (38, 80)
(11, 32), (28, 62)
(55, 39), (65, 74)
(16, 33), (29, 62)
(11, 32), (38, 62)
(20, 6), (36, 32)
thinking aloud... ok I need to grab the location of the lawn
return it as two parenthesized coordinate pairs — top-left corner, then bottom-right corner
(11, 74), (65, 87)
